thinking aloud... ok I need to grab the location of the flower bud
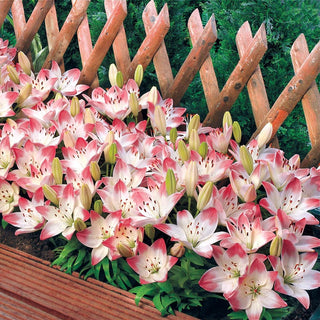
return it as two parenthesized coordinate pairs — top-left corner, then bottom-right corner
(16, 83), (32, 105)
(257, 122), (273, 149)
(199, 142), (208, 159)
(7, 65), (20, 84)
(189, 129), (200, 152)
(116, 70), (123, 88)
(55, 92), (63, 100)
(108, 63), (117, 86)
(42, 184), (59, 206)
(178, 140), (190, 162)
(148, 86), (158, 105)
(144, 224), (155, 241)
(80, 183), (92, 210)
(239, 145), (253, 175)
(165, 169), (176, 195)
(70, 96), (80, 117)
(169, 128), (177, 145)
(52, 157), (63, 185)
(6, 118), (17, 127)
(187, 114), (200, 139)
(170, 242), (185, 257)
(63, 130), (75, 148)
(134, 64), (143, 87)
(84, 108), (96, 125)
(129, 92), (140, 117)
(197, 181), (214, 211)
(90, 161), (101, 181)
(104, 142), (117, 164)
(232, 121), (242, 144)
(117, 243), (134, 258)
(154, 105), (166, 137)
(18, 51), (31, 76)
(74, 218), (87, 232)
(269, 235), (282, 257)
(223, 111), (232, 128)
(94, 200), (103, 215)
(185, 161), (198, 197)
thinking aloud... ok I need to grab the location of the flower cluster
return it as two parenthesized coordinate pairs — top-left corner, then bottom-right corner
(0, 38), (320, 320)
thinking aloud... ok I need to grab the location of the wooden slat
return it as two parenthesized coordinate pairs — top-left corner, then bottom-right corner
(142, 0), (173, 97)
(167, 13), (217, 106)
(79, 0), (127, 86)
(0, 0), (14, 30)
(43, 0), (90, 69)
(188, 9), (219, 114)
(125, 3), (170, 82)
(0, 244), (197, 320)
(251, 39), (320, 141)
(105, 0), (131, 79)
(203, 23), (267, 127)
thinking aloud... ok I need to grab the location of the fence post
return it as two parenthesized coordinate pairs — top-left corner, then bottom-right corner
(0, 0), (14, 29)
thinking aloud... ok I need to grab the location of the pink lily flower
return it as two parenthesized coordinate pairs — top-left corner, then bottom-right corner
(206, 123), (232, 154)
(0, 179), (19, 215)
(269, 239), (320, 309)
(0, 38), (16, 66)
(49, 61), (89, 96)
(155, 208), (228, 258)
(3, 188), (45, 235)
(199, 244), (249, 294)
(37, 183), (89, 240)
(127, 238), (178, 284)
(221, 212), (275, 253)
(0, 91), (18, 117)
(0, 136), (15, 178)
(225, 258), (287, 320)
(260, 178), (320, 225)
(76, 210), (122, 265)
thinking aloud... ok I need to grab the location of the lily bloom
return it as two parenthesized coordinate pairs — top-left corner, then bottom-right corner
(269, 239), (320, 309)
(127, 238), (178, 284)
(0, 179), (19, 215)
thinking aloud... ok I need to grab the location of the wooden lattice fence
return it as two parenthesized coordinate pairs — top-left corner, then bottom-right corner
(0, 0), (320, 167)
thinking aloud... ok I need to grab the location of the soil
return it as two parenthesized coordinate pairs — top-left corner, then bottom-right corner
(0, 224), (319, 320)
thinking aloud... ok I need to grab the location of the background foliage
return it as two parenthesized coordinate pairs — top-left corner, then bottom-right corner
(1, 0), (320, 158)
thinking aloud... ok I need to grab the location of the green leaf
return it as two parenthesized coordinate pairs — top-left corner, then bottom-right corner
(66, 255), (77, 274)
(152, 293), (168, 316)
(33, 46), (49, 72)
(73, 248), (88, 271)
(130, 284), (158, 306)
(185, 250), (205, 266)
(101, 258), (113, 283)
(1, 219), (8, 229)
(157, 281), (173, 294)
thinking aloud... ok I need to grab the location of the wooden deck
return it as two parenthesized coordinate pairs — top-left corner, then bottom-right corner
(0, 244), (197, 320)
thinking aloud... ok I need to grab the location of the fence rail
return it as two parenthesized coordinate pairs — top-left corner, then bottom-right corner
(1, 0), (320, 167)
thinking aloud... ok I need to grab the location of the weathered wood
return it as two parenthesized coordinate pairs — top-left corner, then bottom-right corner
(15, 0), (54, 53)
(105, 0), (131, 80)
(167, 14), (217, 106)
(236, 21), (279, 147)
(0, 0), (14, 30)
(45, 2), (65, 72)
(43, 0), (90, 69)
(142, 0), (173, 97)
(291, 34), (320, 148)
(188, 9), (219, 114)
(79, 1), (127, 86)
(203, 23), (267, 127)
(125, 3), (170, 82)
(301, 141), (320, 168)
(11, 0), (26, 40)
(251, 39), (320, 141)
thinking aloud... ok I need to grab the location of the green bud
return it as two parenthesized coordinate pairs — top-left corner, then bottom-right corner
(116, 70), (124, 88)
(165, 169), (176, 195)
(199, 142), (208, 159)
(223, 111), (232, 128)
(105, 142), (117, 164)
(7, 65), (20, 84)
(80, 183), (92, 210)
(94, 200), (103, 215)
(177, 140), (190, 162)
(145, 224), (155, 241)
(187, 114), (200, 139)
(18, 51), (31, 76)
(148, 86), (158, 105)
(108, 63), (118, 86)
(74, 218), (87, 232)
(117, 243), (134, 258)
(269, 236), (282, 257)
(185, 161), (198, 197)
(42, 184), (59, 206)
(239, 145), (254, 175)
(189, 129), (200, 152)
(55, 92), (63, 100)
(129, 92), (140, 117)
(197, 181), (214, 211)
(52, 157), (63, 185)
(90, 161), (101, 181)
(134, 64), (143, 87)
(70, 96), (80, 117)
(154, 105), (166, 137)
(232, 121), (242, 144)
(16, 83), (32, 105)
(169, 128), (177, 145)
